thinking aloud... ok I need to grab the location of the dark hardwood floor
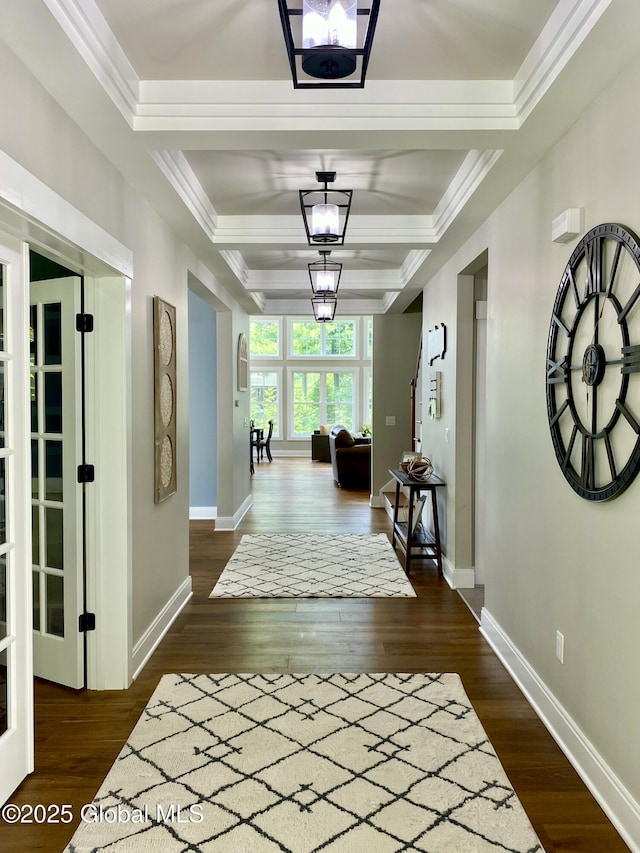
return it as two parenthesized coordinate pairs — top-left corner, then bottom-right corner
(0, 457), (629, 852)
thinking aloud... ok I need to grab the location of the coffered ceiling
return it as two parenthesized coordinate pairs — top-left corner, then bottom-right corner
(4, 0), (639, 315)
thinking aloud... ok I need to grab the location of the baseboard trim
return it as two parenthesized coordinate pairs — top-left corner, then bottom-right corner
(215, 494), (253, 530)
(189, 506), (217, 520)
(443, 557), (475, 589)
(480, 608), (640, 853)
(131, 576), (192, 681)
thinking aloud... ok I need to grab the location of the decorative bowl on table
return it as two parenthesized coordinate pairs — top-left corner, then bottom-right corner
(400, 456), (434, 481)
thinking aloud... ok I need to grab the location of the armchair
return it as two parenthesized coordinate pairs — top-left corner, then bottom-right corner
(328, 425), (371, 490)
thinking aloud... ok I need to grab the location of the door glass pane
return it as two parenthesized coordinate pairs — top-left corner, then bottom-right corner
(45, 440), (63, 501)
(30, 305), (37, 366)
(32, 505), (40, 566)
(46, 575), (64, 637)
(0, 362), (5, 448)
(31, 439), (39, 499)
(0, 458), (6, 546)
(32, 571), (40, 632)
(0, 554), (6, 641)
(43, 303), (62, 365)
(44, 373), (62, 434)
(0, 649), (7, 736)
(45, 507), (63, 570)
(30, 371), (38, 433)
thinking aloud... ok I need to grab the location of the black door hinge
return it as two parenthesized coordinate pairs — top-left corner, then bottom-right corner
(76, 313), (94, 333)
(77, 464), (95, 483)
(79, 612), (96, 632)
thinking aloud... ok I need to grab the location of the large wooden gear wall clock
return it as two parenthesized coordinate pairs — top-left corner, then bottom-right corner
(546, 223), (640, 501)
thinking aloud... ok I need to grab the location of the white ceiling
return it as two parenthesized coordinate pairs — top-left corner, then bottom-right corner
(4, 0), (640, 316)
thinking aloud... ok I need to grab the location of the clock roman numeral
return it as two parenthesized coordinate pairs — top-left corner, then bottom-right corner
(562, 424), (578, 471)
(616, 399), (640, 434)
(605, 241), (623, 297)
(550, 398), (570, 427)
(584, 238), (604, 298)
(582, 434), (595, 490)
(618, 281), (640, 323)
(603, 428), (617, 481)
(621, 344), (640, 374)
(546, 356), (568, 384)
(551, 313), (570, 337)
(567, 266), (580, 308)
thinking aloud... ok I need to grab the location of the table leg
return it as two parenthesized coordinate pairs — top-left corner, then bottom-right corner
(405, 489), (415, 576)
(431, 488), (443, 578)
(391, 480), (401, 548)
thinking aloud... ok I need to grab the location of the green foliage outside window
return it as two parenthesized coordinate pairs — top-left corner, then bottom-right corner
(291, 322), (321, 356)
(250, 371), (279, 433)
(250, 321), (280, 356)
(292, 371), (354, 434)
(325, 322), (355, 355)
(326, 372), (354, 425)
(292, 372), (320, 434)
(291, 321), (355, 356)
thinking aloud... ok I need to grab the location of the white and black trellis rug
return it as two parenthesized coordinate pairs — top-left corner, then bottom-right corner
(64, 673), (544, 853)
(209, 533), (416, 598)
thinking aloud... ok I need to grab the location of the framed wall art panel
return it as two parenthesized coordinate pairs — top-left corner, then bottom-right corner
(153, 296), (177, 503)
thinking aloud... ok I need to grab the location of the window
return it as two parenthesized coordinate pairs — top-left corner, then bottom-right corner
(290, 370), (356, 436)
(290, 319), (356, 357)
(365, 317), (373, 358)
(250, 318), (281, 358)
(250, 370), (281, 438)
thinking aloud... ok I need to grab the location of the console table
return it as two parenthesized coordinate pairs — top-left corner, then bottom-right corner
(388, 468), (446, 577)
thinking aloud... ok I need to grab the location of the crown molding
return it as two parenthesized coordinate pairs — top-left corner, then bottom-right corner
(514, 0), (613, 122)
(48, 0), (611, 137)
(244, 268), (404, 292)
(41, 0), (139, 121)
(151, 151), (218, 241)
(218, 250), (250, 289)
(400, 250), (432, 287)
(432, 149), (503, 237)
(263, 297), (386, 316)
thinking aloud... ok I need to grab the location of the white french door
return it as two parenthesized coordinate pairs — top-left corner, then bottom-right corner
(0, 235), (33, 804)
(30, 278), (84, 689)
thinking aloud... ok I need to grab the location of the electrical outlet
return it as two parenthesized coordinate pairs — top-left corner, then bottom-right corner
(555, 630), (564, 663)
(444, 428), (450, 444)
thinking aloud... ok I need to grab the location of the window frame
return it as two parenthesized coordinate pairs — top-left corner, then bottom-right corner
(287, 317), (358, 359)
(249, 316), (283, 359)
(249, 367), (283, 439)
(287, 367), (358, 439)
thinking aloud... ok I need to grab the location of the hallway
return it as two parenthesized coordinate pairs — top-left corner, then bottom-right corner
(0, 459), (629, 852)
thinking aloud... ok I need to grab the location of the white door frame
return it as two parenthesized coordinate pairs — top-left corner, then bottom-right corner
(0, 150), (133, 692)
(0, 234), (34, 803)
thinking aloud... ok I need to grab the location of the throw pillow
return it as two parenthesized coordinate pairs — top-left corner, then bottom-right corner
(335, 429), (355, 448)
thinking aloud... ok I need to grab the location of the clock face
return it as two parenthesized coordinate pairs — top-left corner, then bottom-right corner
(546, 223), (640, 501)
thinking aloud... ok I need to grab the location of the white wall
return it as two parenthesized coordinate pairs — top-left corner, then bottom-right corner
(372, 313), (422, 497)
(421, 46), (640, 844)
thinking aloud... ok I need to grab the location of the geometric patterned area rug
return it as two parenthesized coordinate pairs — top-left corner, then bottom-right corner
(209, 533), (416, 598)
(64, 673), (544, 853)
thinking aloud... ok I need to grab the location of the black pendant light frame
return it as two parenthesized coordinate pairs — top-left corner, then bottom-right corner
(299, 171), (353, 246)
(278, 0), (380, 90)
(308, 249), (343, 295)
(311, 295), (338, 322)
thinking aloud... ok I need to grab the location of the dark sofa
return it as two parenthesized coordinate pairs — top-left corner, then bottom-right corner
(329, 425), (371, 490)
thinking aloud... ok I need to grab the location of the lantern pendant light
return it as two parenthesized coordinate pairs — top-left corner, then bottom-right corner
(311, 295), (338, 322)
(308, 250), (342, 295)
(300, 171), (352, 246)
(278, 0), (380, 89)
